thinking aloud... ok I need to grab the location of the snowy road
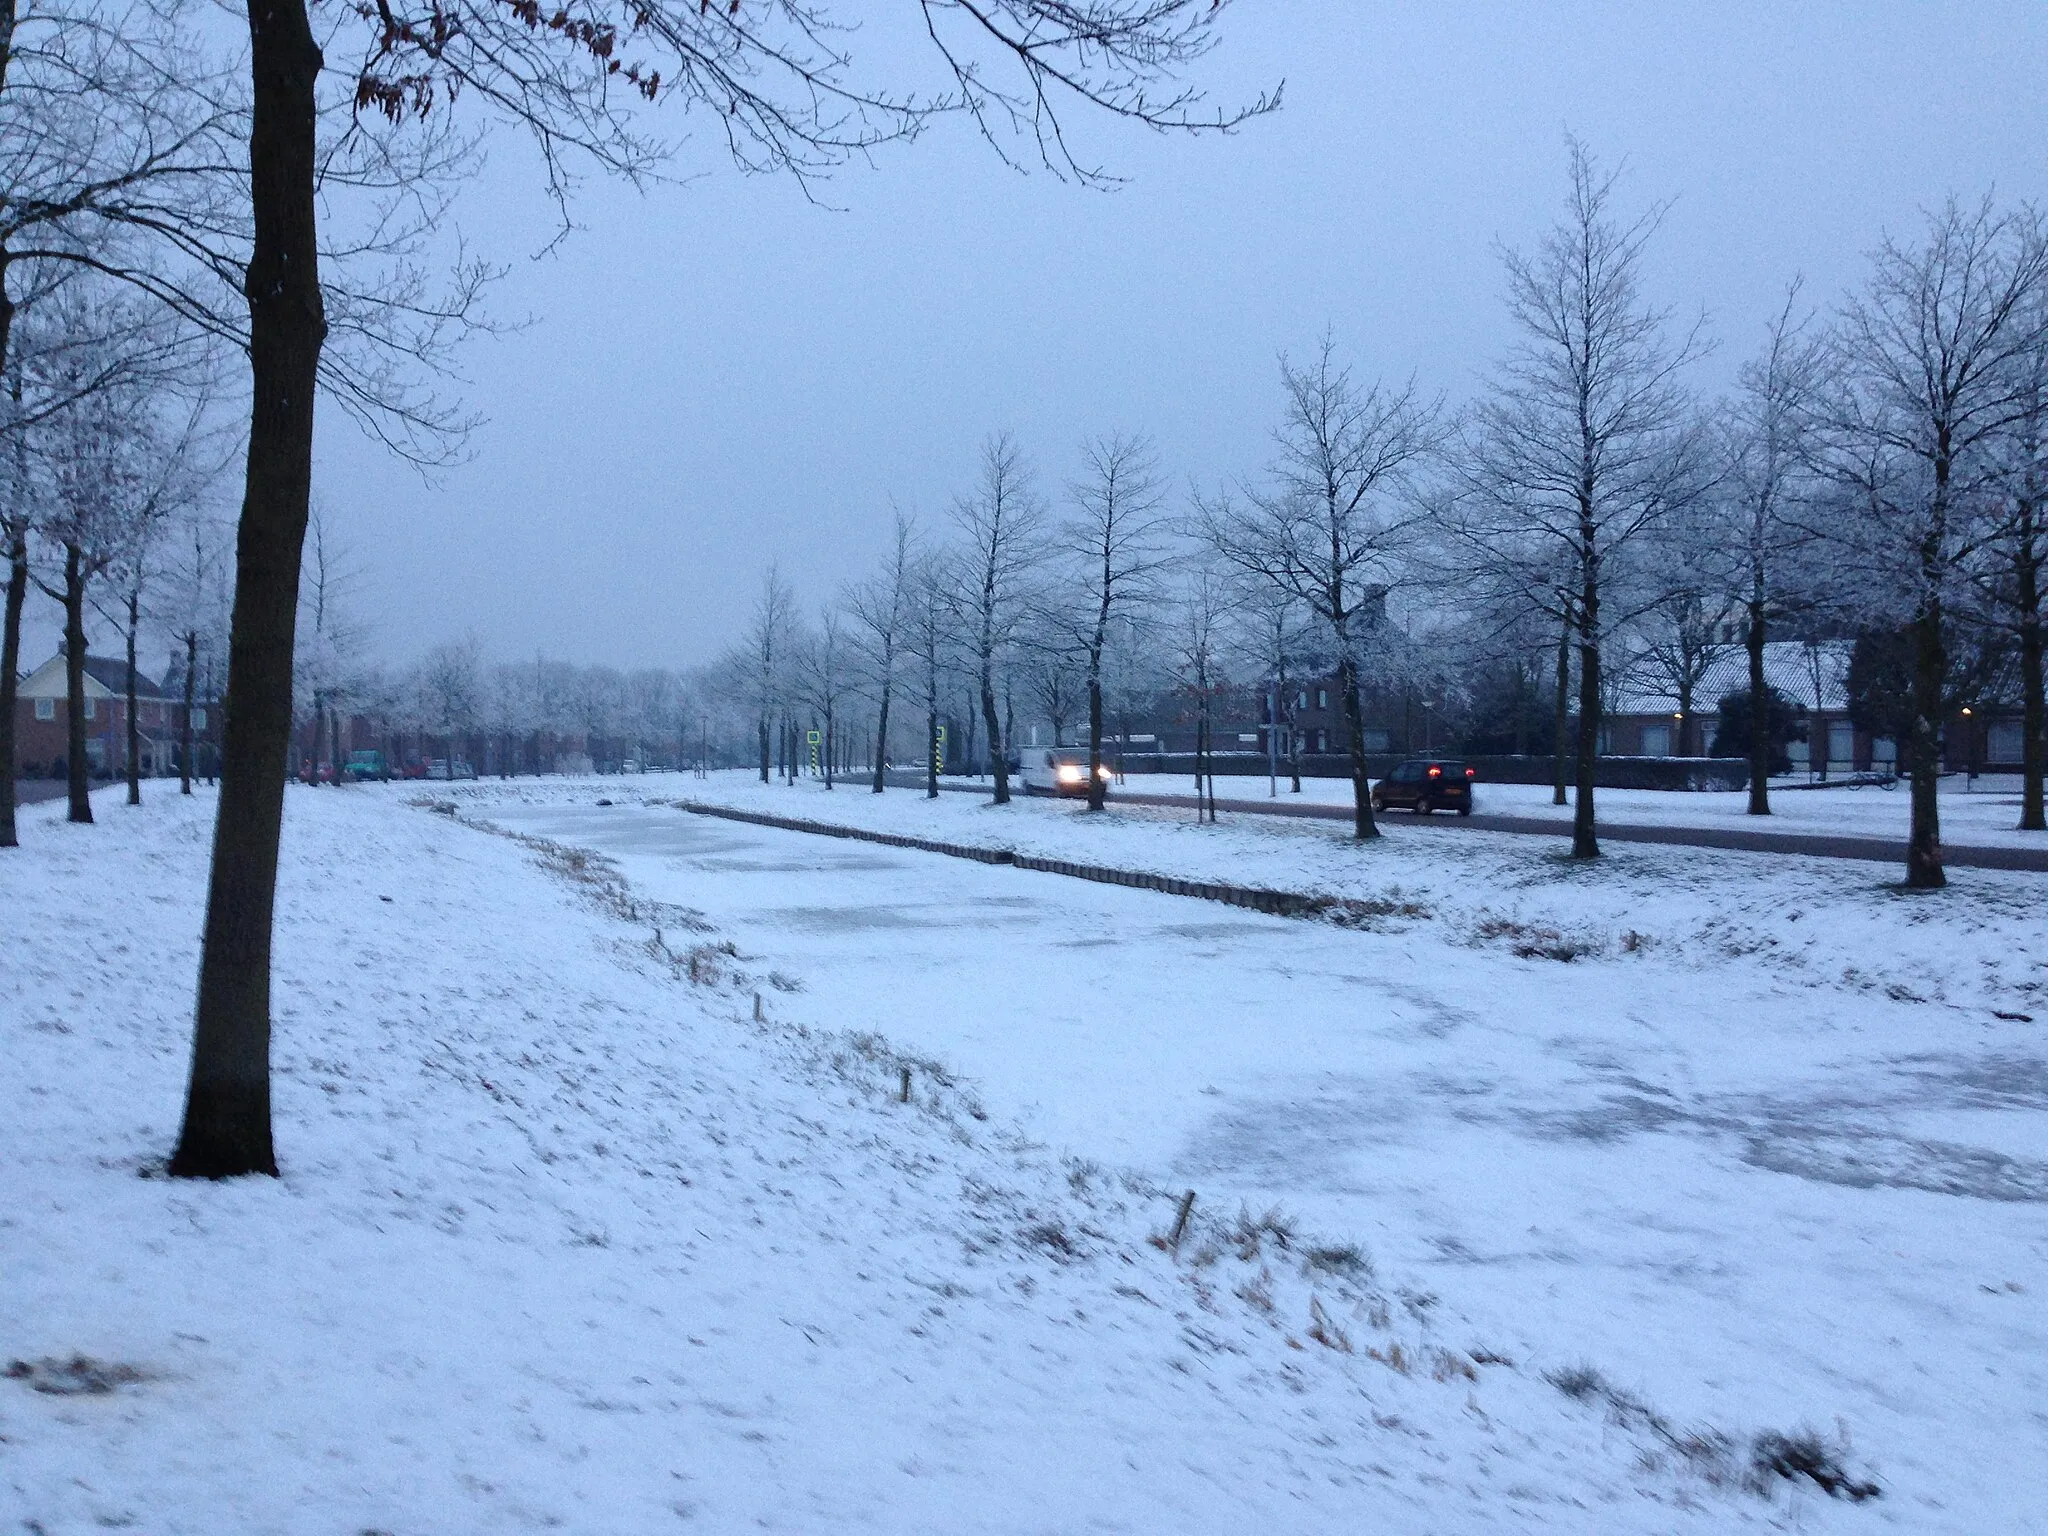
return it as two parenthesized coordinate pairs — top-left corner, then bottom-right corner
(483, 791), (2048, 1523)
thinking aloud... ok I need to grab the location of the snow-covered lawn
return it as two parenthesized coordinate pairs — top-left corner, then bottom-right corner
(4, 778), (2043, 1532)
(1087, 769), (2048, 849)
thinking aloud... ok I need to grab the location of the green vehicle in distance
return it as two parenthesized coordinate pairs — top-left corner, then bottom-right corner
(345, 749), (390, 782)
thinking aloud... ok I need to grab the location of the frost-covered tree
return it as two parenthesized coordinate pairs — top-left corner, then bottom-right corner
(845, 512), (916, 793)
(950, 432), (1046, 805)
(1203, 335), (1440, 841)
(1062, 432), (1173, 810)
(1810, 197), (2048, 886)
(1456, 140), (1710, 858)
(1968, 293), (2048, 831)
(900, 550), (958, 800)
(1718, 286), (1827, 814)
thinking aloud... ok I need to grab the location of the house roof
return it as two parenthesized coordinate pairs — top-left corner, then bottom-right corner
(1612, 639), (1850, 717)
(17, 653), (167, 701)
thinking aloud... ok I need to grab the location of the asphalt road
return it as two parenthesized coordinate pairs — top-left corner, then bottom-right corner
(885, 771), (2048, 873)
(12, 781), (67, 807)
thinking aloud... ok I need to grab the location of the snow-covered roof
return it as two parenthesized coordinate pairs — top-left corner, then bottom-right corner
(1611, 639), (1849, 717)
(16, 654), (166, 701)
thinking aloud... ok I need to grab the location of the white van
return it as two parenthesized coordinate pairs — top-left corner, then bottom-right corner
(1019, 747), (1113, 798)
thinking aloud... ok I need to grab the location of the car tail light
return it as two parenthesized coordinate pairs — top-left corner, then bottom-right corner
(1465, 767), (1476, 778)
(1427, 765), (1442, 778)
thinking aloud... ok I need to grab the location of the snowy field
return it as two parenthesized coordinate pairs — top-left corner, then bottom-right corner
(1049, 768), (2048, 850)
(5, 778), (2045, 1533)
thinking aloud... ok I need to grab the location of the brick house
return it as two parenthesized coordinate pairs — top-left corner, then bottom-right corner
(1603, 640), (1891, 773)
(13, 652), (216, 779)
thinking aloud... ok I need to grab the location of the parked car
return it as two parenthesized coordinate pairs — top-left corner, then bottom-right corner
(1371, 758), (1476, 815)
(1019, 746), (1114, 798)
(345, 749), (389, 782)
(423, 758), (478, 781)
(399, 759), (431, 780)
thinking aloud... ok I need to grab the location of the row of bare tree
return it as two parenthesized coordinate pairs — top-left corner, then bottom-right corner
(715, 143), (2048, 899)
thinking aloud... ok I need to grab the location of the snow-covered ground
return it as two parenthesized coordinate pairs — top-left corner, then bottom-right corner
(5, 777), (2044, 1532)
(1099, 768), (2048, 849)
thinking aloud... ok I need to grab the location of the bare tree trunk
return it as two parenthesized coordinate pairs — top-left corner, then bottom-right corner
(171, 0), (326, 1180)
(924, 687), (939, 800)
(1336, 654), (1379, 841)
(871, 683), (891, 793)
(1905, 599), (1946, 888)
(1746, 598), (1771, 815)
(0, 518), (23, 847)
(63, 545), (91, 824)
(757, 714), (769, 782)
(2018, 519), (2045, 831)
(0, 324), (20, 848)
(980, 668), (1009, 805)
(180, 629), (196, 795)
(1085, 665), (1106, 812)
(125, 589), (141, 806)
(1552, 609), (1571, 806)
(1572, 577), (1600, 860)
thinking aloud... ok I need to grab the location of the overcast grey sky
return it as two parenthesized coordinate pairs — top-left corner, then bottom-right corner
(305, 0), (2048, 672)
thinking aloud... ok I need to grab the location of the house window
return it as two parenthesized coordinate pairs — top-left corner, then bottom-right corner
(1987, 722), (2023, 765)
(1316, 688), (1329, 710)
(1640, 723), (1671, 757)
(1295, 690), (1307, 712)
(83, 696), (95, 721)
(192, 708), (208, 730)
(1362, 728), (1391, 753)
(1827, 722), (1855, 766)
(35, 697), (54, 721)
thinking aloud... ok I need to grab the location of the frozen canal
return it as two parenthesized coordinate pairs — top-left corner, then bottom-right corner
(482, 793), (2047, 1514)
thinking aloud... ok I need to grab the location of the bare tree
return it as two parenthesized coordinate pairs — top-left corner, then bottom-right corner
(1721, 284), (1826, 814)
(1811, 197), (2048, 886)
(741, 565), (794, 784)
(1227, 578), (1312, 795)
(951, 431), (1046, 805)
(97, 396), (217, 805)
(1627, 497), (1739, 761)
(295, 502), (368, 785)
(901, 551), (955, 800)
(1063, 432), (1172, 810)
(415, 636), (483, 778)
(163, 512), (230, 794)
(1965, 289), (2048, 832)
(1204, 336), (1441, 840)
(792, 606), (851, 788)
(1166, 565), (1232, 822)
(845, 511), (916, 793)
(28, 296), (194, 822)
(1457, 140), (1710, 858)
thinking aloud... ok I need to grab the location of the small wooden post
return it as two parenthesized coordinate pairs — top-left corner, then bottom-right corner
(752, 993), (764, 1022)
(898, 1065), (912, 1103)
(1168, 1189), (1197, 1254)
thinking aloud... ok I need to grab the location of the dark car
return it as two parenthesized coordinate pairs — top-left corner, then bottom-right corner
(1371, 758), (1476, 816)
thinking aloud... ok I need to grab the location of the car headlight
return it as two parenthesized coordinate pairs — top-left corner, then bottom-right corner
(1057, 765), (1084, 783)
